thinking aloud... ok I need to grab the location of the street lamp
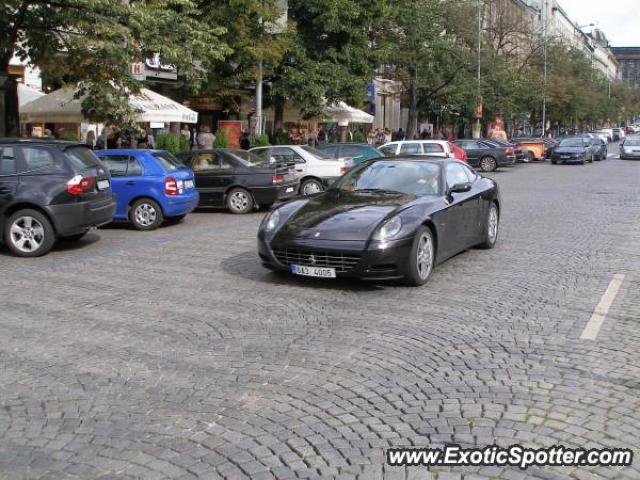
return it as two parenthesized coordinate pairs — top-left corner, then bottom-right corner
(474, 0), (483, 139)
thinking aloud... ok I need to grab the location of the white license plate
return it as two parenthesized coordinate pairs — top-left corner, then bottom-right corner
(291, 265), (336, 278)
(286, 186), (294, 193)
(184, 180), (194, 189)
(97, 179), (110, 190)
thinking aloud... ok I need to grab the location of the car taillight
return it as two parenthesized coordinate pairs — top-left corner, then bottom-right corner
(506, 147), (514, 155)
(340, 165), (349, 174)
(272, 173), (285, 184)
(66, 175), (96, 195)
(165, 177), (178, 196)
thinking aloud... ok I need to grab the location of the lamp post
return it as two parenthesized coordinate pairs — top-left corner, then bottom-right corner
(473, 0), (483, 139)
(541, 0), (548, 138)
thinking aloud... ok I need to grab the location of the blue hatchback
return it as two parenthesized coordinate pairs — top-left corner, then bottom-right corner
(95, 149), (199, 230)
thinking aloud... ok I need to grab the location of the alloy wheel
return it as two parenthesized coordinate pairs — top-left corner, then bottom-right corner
(9, 216), (45, 253)
(303, 181), (322, 195)
(416, 232), (434, 280)
(134, 203), (157, 227)
(230, 191), (250, 212)
(488, 204), (499, 244)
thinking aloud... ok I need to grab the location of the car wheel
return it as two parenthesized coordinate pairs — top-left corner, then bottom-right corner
(58, 232), (88, 242)
(478, 203), (499, 249)
(479, 156), (497, 172)
(551, 160), (557, 165)
(403, 226), (435, 287)
(166, 214), (187, 224)
(227, 188), (254, 214)
(130, 198), (164, 230)
(527, 151), (535, 162)
(4, 209), (55, 257)
(300, 178), (324, 195)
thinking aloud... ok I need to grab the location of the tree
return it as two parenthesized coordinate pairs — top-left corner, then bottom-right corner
(1, 0), (229, 133)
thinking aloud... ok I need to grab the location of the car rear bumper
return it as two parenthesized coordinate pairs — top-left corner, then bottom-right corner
(252, 181), (300, 205)
(552, 157), (585, 164)
(47, 197), (117, 236)
(164, 191), (199, 217)
(620, 152), (640, 159)
(258, 235), (414, 281)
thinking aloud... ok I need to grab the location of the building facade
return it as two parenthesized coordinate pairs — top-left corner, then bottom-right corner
(611, 47), (640, 88)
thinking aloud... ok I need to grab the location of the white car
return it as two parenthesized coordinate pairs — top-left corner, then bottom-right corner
(250, 145), (350, 195)
(592, 131), (610, 143)
(378, 140), (454, 158)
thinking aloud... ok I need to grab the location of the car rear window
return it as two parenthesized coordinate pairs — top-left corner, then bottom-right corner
(64, 146), (102, 170)
(152, 151), (182, 172)
(301, 146), (334, 160)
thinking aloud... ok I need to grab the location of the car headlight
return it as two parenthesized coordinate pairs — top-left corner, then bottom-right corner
(262, 209), (281, 233)
(373, 216), (402, 241)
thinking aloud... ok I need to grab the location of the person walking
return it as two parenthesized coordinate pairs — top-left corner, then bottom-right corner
(85, 130), (96, 149)
(240, 131), (251, 150)
(397, 128), (406, 141)
(197, 126), (214, 150)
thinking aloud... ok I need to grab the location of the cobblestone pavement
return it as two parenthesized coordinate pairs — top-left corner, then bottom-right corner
(0, 153), (639, 480)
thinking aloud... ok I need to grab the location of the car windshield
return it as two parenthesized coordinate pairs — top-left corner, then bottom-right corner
(559, 138), (584, 147)
(153, 151), (183, 171)
(227, 150), (269, 167)
(624, 139), (640, 146)
(300, 146), (334, 160)
(332, 160), (442, 196)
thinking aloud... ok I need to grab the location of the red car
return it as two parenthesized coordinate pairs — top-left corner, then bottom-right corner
(449, 142), (468, 163)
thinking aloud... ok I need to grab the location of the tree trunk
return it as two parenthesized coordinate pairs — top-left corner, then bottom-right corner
(406, 76), (418, 140)
(0, 73), (20, 137)
(274, 96), (285, 132)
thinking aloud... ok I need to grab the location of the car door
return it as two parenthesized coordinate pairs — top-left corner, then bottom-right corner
(462, 141), (485, 167)
(0, 146), (19, 217)
(443, 162), (477, 254)
(99, 154), (137, 218)
(192, 151), (232, 206)
(271, 147), (307, 177)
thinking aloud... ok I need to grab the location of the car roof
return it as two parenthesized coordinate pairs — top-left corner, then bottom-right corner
(94, 149), (161, 155)
(0, 137), (84, 146)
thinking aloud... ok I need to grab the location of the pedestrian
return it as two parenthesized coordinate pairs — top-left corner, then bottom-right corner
(144, 127), (155, 149)
(85, 130), (95, 149)
(317, 127), (327, 144)
(375, 128), (386, 146)
(367, 128), (376, 145)
(384, 128), (392, 144)
(197, 126), (214, 150)
(397, 128), (406, 141)
(240, 131), (251, 150)
(307, 128), (318, 147)
(180, 124), (190, 141)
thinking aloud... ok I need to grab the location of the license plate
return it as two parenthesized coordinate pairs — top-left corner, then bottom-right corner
(97, 179), (110, 190)
(286, 186), (294, 193)
(184, 180), (194, 189)
(561, 155), (570, 159)
(291, 265), (336, 278)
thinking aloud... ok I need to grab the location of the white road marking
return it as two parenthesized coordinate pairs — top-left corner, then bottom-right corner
(580, 274), (625, 341)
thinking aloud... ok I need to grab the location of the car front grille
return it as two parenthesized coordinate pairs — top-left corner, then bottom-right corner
(272, 248), (361, 272)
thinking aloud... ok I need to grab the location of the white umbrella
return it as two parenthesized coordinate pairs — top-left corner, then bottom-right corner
(323, 101), (374, 124)
(19, 86), (198, 124)
(17, 83), (45, 108)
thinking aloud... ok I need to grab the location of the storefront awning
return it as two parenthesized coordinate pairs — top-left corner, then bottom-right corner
(323, 101), (374, 125)
(20, 87), (198, 124)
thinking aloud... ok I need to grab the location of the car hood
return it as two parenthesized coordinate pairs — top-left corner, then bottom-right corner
(276, 190), (418, 241)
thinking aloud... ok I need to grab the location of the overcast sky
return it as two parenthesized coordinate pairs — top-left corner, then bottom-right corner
(559, 0), (639, 46)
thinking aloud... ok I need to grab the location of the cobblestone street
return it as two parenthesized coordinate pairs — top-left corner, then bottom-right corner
(1, 157), (639, 479)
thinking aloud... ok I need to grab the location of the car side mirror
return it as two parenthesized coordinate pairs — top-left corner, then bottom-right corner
(449, 182), (472, 194)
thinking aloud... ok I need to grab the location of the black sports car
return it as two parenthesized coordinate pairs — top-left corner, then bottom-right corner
(176, 149), (299, 213)
(258, 158), (501, 286)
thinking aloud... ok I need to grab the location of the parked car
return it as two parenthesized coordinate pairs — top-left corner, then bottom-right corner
(619, 138), (640, 159)
(592, 131), (611, 143)
(315, 143), (383, 166)
(596, 128), (614, 142)
(480, 139), (518, 164)
(175, 149), (299, 214)
(449, 142), (468, 163)
(379, 140), (454, 158)
(511, 138), (547, 162)
(250, 145), (350, 195)
(0, 139), (116, 257)
(94, 149), (198, 229)
(581, 135), (607, 160)
(453, 139), (514, 172)
(258, 158), (500, 286)
(550, 137), (595, 164)
(612, 128), (626, 141)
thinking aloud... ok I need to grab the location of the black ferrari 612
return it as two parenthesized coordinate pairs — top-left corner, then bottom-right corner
(257, 158), (500, 286)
